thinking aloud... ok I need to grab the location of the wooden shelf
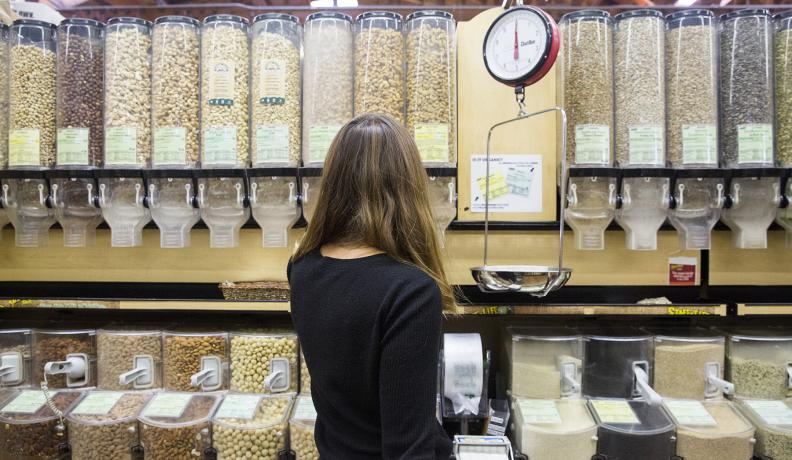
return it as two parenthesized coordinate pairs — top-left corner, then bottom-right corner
(737, 303), (792, 316)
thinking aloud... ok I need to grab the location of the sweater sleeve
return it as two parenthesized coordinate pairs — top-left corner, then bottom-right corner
(379, 277), (444, 460)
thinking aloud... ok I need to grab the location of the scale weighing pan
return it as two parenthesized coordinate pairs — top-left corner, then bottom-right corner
(472, 265), (572, 294)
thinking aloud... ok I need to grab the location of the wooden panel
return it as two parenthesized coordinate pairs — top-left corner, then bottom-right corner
(737, 304), (792, 315)
(457, 7), (558, 222)
(709, 230), (792, 286)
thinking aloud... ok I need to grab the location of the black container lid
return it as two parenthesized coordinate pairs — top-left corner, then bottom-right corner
(59, 18), (105, 28)
(204, 14), (249, 25)
(306, 11), (352, 22)
(614, 9), (663, 21)
(12, 19), (57, 30)
(561, 9), (612, 24)
(720, 8), (771, 22)
(356, 11), (403, 22)
(253, 13), (299, 24)
(155, 16), (200, 27)
(406, 10), (453, 22)
(107, 17), (152, 28)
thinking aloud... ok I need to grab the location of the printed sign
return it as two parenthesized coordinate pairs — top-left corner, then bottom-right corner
(470, 154), (542, 213)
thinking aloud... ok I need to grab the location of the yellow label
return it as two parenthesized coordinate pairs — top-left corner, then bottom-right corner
(57, 128), (90, 166)
(591, 400), (640, 424)
(105, 127), (138, 166)
(9, 128), (40, 167)
(415, 123), (449, 163)
(475, 172), (509, 200)
(208, 60), (236, 105)
(154, 127), (187, 166)
(308, 125), (342, 164)
(259, 59), (286, 105)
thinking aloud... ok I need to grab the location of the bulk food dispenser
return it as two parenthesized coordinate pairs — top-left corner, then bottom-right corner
(196, 170), (249, 248)
(163, 331), (229, 392)
(147, 171), (199, 248)
(211, 393), (294, 459)
(588, 398), (677, 460)
(32, 329), (97, 390)
(97, 328), (162, 391)
(665, 10), (724, 250)
(97, 170), (150, 247)
(582, 332), (661, 404)
(511, 398), (597, 460)
(508, 328), (583, 399)
(48, 171), (103, 247)
(427, 170), (456, 247)
(2, 173), (57, 247)
(290, 394), (319, 460)
(737, 398), (792, 460)
(229, 332), (299, 394)
(725, 329), (792, 400)
(663, 399), (755, 460)
(138, 392), (220, 460)
(0, 329), (32, 389)
(248, 171), (300, 247)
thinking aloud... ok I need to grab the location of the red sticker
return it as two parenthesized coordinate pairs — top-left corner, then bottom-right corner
(669, 257), (697, 286)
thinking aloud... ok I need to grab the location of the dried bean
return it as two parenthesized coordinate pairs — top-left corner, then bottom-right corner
(290, 421), (319, 460)
(230, 334), (298, 394)
(212, 395), (291, 460)
(97, 330), (162, 390)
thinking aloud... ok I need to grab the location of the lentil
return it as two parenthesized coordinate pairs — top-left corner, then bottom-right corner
(163, 332), (228, 392)
(212, 394), (292, 460)
(97, 330), (162, 391)
(67, 392), (151, 460)
(354, 13), (404, 123)
(230, 333), (299, 394)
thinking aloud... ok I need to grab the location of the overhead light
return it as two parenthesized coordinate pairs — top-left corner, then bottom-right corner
(675, 0), (698, 6)
(337, 0), (359, 6)
(310, 0), (333, 7)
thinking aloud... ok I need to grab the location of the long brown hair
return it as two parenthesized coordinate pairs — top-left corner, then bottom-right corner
(293, 114), (456, 312)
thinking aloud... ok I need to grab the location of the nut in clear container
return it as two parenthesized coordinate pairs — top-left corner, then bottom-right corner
(212, 393), (294, 460)
(138, 392), (219, 460)
(163, 331), (228, 392)
(290, 394), (318, 460)
(0, 24), (10, 169)
(354, 12), (405, 123)
(0, 329), (32, 389)
(230, 332), (299, 394)
(97, 328), (162, 391)
(32, 329), (97, 390)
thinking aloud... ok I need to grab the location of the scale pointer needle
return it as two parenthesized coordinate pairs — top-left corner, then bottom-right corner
(514, 21), (519, 60)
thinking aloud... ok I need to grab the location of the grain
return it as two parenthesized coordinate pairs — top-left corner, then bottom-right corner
(302, 15), (353, 165)
(230, 334), (299, 393)
(666, 22), (719, 167)
(68, 392), (151, 460)
(511, 338), (582, 399)
(201, 19), (249, 168)
(675, 403), (754, 460)
(212, 395), (291, 460)
(151, 18), (200, 168)
(163, 332), (228, 391)
(139, 394), (215, 460)
(756, 425), (792, 460)
(730, 356), (791, 399)
(515, 399), (597, 460)
(775, 25), (792, 166)
(654, 342), (724, 399)
(290, 421), (319, 460)
(300, 350), (311, 394)
(354, 18), (404, 123)
(406, 17), (456, 165)
(614, 15), (664, 167)
(97, 330), (162, 390)
(720, 13), (775, 167)
(9, 44), (56, 168)
(251, 24), (301, 167)
(56, 26), (104, 167)
(0, 391), (81, 459)
(0, 28), (9, 169)
(560, 14), (614, 166)
(104, 22), (152, 167)
(32, 332), (96, 389)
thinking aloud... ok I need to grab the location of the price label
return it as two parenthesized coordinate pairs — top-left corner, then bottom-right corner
(105, 127), (138, 166)
(308, 125), (342, 163)
(71, 392), (124, 416)
(9, 128), (40, 167)
(2, 390), (49, 414)
(203, 126), (237, 166)
(57, 128), (90, 166)
(628, 125), (663, 166)
(737, 124), (773, 164)
(216, 394), (261, 420)
(574, 124), (610, 165)
(682, 124), (717, 165)
(591, 400), (639, 424)
(518, 399), (562, 424)
(665, 400), (717, 426)
(255, 125), (290, 163)
(745, 400), (792, 425)
(154, 127), (187, 166)
(415, 123), (450, 163)
(293, 395), (317, 421)
(143, 393), (192, 419)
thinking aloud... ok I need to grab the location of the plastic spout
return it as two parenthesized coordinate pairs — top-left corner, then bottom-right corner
(44, 353), (88, 388)
(209, 226), (240, 249)
(160, 227), (192, 249)
(261, 226), (288, 248)
(15, 223), (50, 248)
(118, 356), (154, 389)
(110, 226), (143, 248)
(62, 224), (96, 248)
(190, 356), (221, 391)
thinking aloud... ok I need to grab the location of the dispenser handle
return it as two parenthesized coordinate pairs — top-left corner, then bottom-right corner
(607, 183), (617, 207)
(86, 183), (96, 208)
(731, 183), (741, 208)
(676, 183), (685, 208)
(118, 355), (154, 389)
(661, 183), (670, 210)
(621, 183), (632, 208)
(288, 182), (296, 204)
(1, 184), (8, 208)
(787, 362), (792, 389)
(705, 362), (734, 397)
(235, 183), (245, 207)
(99, 183), (107, 208)
(302, 182), (311, 205)
(559, 361), (580, 397)
(773, 181), (782, 207)
(715, 183), (725, 208)
(197, 183), (206, 208)
(49, 183), (59, 207)
(448, 182), (455, 205)
(250, 182), (258, 205)
(185, 182), (194, 207)
(148, 184), (157, 207)
(44, 353), (88, 388)
(134, 183), (143, 208)
(633, 364), (662, 406)
(263, 358), (291, 393)
(0, 352), (23, 385)
(567, 183), (578, 208)
(190, 356), (221, 391)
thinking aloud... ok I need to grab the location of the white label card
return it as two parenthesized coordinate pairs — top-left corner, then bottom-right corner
(518, 399), (562, 424)
(72, 392), (125, 416)
(216, 394), (261, 420)
(745, 400), (792, 426)
(665, 400), (717, 426)
(293, 395), (317, 421)
(2, 390), (49, 414)
(143, 393), (192, 419)
(591, 400), (640, 424)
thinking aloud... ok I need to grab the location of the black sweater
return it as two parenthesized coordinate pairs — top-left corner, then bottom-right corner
(288, 249), (453, 460)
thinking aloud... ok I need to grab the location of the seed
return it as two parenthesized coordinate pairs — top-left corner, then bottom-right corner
(67, 392), (151, 460)
(290, 421), (319, 460)
(97, 330), (162, 391)
(729, 356), (792, 400)
(674, 402), (754, 460)
(775, 21), (792, 167)
(32, 331), (96, 389)
(653, 341), (724, 399)
(354, 15), (405, 124)
(0, 27), (9, 168)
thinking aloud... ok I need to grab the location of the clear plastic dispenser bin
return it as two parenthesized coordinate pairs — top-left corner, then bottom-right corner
(737, 398), (792, 460)
(212, 393), (294, 459)
(615, 175), (670, 250)
(0, 329), (32, 389)
(0, 389), (83, 460)
(230, 332), (299, 394)
(777, 178), (792, 247)
(249, 174), (299, 247)
(511, 398), (597, 460)
(582, 332), (660, 403)
(197, 173), (249, 248)
(720, 174), (782, 249)
(3, 176), (57, 247)
(652, 329), (730, 400)
(148, 172), (199, 248)
(66, 390), (152, 460)
(290, 394), (318, 460)
(50, 173), (103, 247)
(589, 398), (677, 460)
(163, 331), (229, 392)
(300, 171), (321, 224)
(565, 175), (617, 250)
(300, 350), (311, 394)
(428, 175), (456, 248)
(138, 392), (219, 460)
(507, 328), (583, 399)
(726, 330), (792, 400)
(664, 399), (755, 460)
(667, 175), (725, 250)
(32, 329), (96, 390)
(97, 328), (162, 391)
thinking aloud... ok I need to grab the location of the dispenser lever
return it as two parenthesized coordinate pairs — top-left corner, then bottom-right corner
(99, 183), (107, 207)
(118, 355), (154, 389)
(716, 183), (725, 208)
(787, 363), (792, 389)
(705, 362), (734, 397)
(567, 183), (578, 208)
(250, 182), (258, 205)
(148, 184), (157, 207)
(235, 183), (244, 207)
(49, 183), (59, 207)
(559, 361), (580, 397)
(633, 363), (662, 406)
(1, 184), (8, 208)
(198, 183), (206, 208)
(288, 182), (296, 204)
(263, 358), (291, 393)
(0, 352), (23, 385)
(190, 356), (221, 391)
(44, 353), (88, 388)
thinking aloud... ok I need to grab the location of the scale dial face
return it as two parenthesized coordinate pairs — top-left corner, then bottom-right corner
(483, 7), (558, 87)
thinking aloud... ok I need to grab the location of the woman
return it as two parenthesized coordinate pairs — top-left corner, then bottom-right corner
(288, 114), (455, 459)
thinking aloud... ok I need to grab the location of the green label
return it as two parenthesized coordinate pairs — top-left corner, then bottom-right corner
(71, 391), (124, 416)
(9, 128), (40, 167)
(105, 127), (138, 166)
(208, 60), (236, 106)
(682, 124), (717, 165)
(57, 128), (90, 166)
(415, 123), (450, 163)
(665, 400), (717, 426)
(591, 400), (639, 424)
(203, 126), (237, 166)
(628, 125), (663, 165)
(216, 394), (260, 420)
(2, 390), (48, 414)
(153, 127), (187, 166)
(293, 395), (317, 421)
(745, 400), (792, 425)
(308, 125), (342, 164)
(143, 393), (192, 419)
(255, 125), (290, 164)
(574, 124), (610, 165)
(259, 58), (286, 105)
(518, 399), (562, 424)
(738, 123), (773, 164)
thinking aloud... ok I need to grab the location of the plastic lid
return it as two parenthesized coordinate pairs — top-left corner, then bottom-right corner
(589, 398), (676, 435)
(726, 328), (792, 342)
(66, 391), (152, 426)
(34, 328), (95, 336)
(59, 18), (105, 28)
(651, 327), (725, 342)
(231, 331), (297, 339)
(720, 9), (771, 21)
(290, 395), (317, 423)
(356, 11), (403, 22)
(98, 327), (161, 336)
(12, 19), (57, 29)
(204, 14), (249, 25)
(253, 13), (299, 24)
(164, 330), (227, 337)
(515, 398), (597, 435)
(0, 328), (32, 335)
(154, 16), (200, 27)
(138, 392), (220, 428)
(776, 10), (792, 21)
(665, 400), (754, 436)
(107, 17), (152, 28)
(509, 327), (581, 342)
(614, 9), (663, 21)
(213, 393), (294, 430)
(667, 9), (715, 21)
(0, 390), (83, 424)
(406, 10), (453, 22)
(736, 398), (792, 432)
(561, 10), (612, 24)
(306, 11), (352, 22)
